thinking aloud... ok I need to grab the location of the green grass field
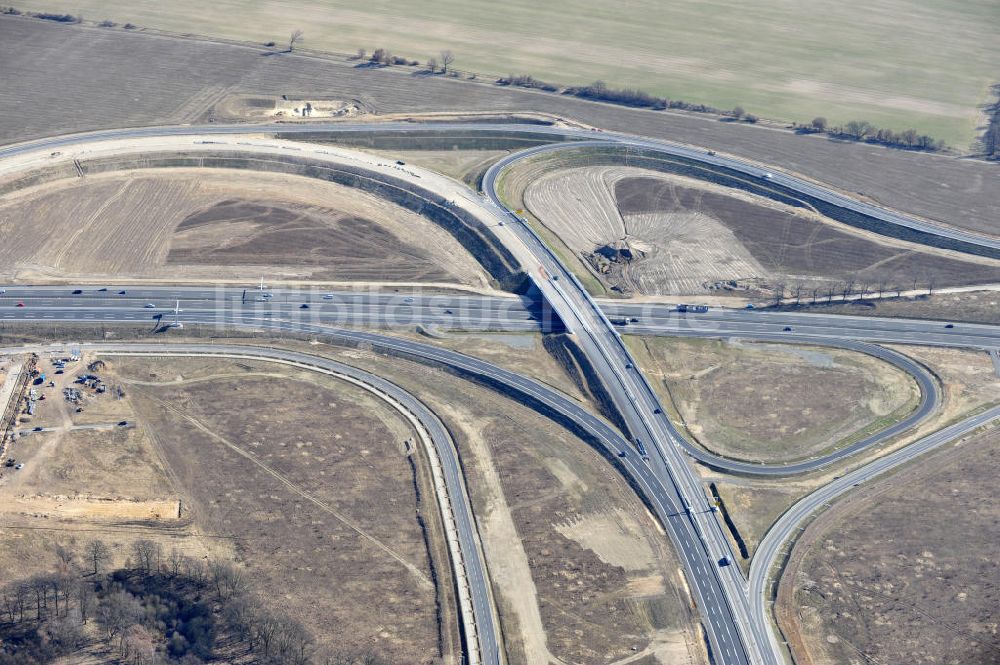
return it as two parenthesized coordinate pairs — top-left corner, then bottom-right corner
(13, 0), (998, 147)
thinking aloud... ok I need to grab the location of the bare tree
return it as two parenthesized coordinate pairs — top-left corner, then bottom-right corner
(811, 117), (827, 131)
(76, 580), (96, 624)
(876, 280), (886, 299)
(440, 50), (454, 74)
(30, 575), (49, 620)
(131, 539), (158, 576)
(810, 287), (819, 304)
(842, 279), (855, 302)
(97, 589), (141, 646)
(86, 539), (111, 575)
(426, 57), (437, 73)
(792, 283), (803, 305)
(288, 29), (304, 52)
(772, 283), (785, 306)
(732, 106), (745, 119)
(210, 560), (249, 600)
(55, 543), (76, 570)
(356, 48), (366, 61)
(168, 548), (184, 577)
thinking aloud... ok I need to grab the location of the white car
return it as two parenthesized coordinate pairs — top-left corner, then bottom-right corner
(143, 303), (156, 309)
(323, 294), (335, 300)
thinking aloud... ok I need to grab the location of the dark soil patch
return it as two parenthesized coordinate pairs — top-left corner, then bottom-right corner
(168, 200), (454, 281)
(614, 177), (1000, 288)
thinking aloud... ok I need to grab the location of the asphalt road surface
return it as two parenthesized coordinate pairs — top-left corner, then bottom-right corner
(0, 341), (502, 665)
(4, 121), (999, 664)
(2, 122), (998, 256)
(749, 403), (1000, 660)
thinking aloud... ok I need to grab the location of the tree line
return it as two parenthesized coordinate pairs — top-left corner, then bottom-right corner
(0, 540), (397, 665)
(767, 278), (939, 308)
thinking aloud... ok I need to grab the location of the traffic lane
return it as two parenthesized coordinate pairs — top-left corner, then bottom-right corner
(748, 403), (1000, 661)
(613, 305), (1000, 339)
(2, 302), (750, 660)
(53, 342), (503, 665)
(489, 186), (753, 660)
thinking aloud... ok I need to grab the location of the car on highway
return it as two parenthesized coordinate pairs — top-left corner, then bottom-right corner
(98, 287), (107, 292)
(32, 426), (43, 432)
(718, 556), (731, 567)
(762, 172), (773, 179)
(15, 301), (24, 307)
(72, 289), (82, 294)
(403, 297), (414, 303)
(945, 323), (955, 329)
(143, 303), (156, 308)
(783, 326), (792, 332)
(118, 290), (127, 295)
(322, 294), (335, 300)
(0, 289), (5, 294)
(300, 303), (310, 309)
(444, 309), (453, 314)
(118, 420), (128, 427)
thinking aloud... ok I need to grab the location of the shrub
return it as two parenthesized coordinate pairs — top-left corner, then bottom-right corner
(1, 6), (22, 15)
(31, 12), (77, 22)
(98, 19), (116, 27)
(497, 74), (560, 92)
(565, 81), (667, 109)
(744, 114), (758, 123)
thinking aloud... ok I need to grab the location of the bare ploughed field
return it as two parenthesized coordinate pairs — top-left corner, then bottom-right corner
(0, 168), (490, 286)
(524, 166), (999, 296)
(0, 355), (452, 663)
(2, 16), (998, 239)
(777, 425), (1000, 665)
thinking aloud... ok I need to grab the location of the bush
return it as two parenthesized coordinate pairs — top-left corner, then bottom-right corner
(123, 22), (136, 29)
(496, 74), (559, 92)
(1, 7), (22, 15)
(830, 119), (944, 151)
(564, 80), (667, 109)
(31, 12), (77, 22)
(744, 114), (758, 123)
(98, 19), (116, 27)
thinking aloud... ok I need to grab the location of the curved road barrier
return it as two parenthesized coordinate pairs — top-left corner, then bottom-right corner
(0, 342), (503, 665)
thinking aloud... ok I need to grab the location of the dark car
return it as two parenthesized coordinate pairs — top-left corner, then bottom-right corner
(300, 303), (310, 309)
(118, 420), (128, 427)
(783, 326), (792, 332)
(72, 289), (82, 295)
(718, 556), (731, 567)
(944, 323), (955, 329)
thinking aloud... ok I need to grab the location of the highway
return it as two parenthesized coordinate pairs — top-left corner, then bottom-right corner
(3, 121), (999, 664)
(749, 403), (1000, 660)
(0, 341), (502, 665)
(2, 122), (998, 256)
(3, 286), (999, 350)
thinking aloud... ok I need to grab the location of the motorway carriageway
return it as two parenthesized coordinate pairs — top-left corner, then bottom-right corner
(1, 341), (502, 665)
(0, 289), (986, 478)
(1, 287), (999, 350)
